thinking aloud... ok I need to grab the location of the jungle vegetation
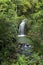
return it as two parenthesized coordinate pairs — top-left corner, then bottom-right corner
(0, 0), (43, 65)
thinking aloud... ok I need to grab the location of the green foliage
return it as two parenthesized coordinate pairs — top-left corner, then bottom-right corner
(11, 53), (43, 65)
(0, 0), (18, 64)
(0, 0), (43, 65)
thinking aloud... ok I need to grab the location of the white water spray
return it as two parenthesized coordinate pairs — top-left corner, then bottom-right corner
(18, 19), (27, 37)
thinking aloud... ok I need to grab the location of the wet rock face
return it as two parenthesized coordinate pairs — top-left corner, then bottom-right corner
(18, 44), (32, 56)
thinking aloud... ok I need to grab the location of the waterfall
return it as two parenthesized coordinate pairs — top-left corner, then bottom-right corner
(18, 19), (27, 37)
(17, 19), (32, 55)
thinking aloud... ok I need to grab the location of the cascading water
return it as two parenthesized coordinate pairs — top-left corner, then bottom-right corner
(18, 19), (27, 37)
(17, 19), (33, 55)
